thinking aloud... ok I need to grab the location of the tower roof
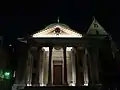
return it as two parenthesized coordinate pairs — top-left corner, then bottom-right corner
(87, 16), (108, 35)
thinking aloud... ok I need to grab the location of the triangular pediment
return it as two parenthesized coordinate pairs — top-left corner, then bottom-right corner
(32, 23), (82, 38)
(87, 17), (108, 35)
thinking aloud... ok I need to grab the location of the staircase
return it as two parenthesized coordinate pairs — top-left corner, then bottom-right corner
(19, 86), (103, 90)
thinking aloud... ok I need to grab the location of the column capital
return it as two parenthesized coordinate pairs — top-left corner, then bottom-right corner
(49, 46), (53, 50)
(62, 46), (66, 49)
(37, 46), (42, 50)
(62, 46), (66, 50)
(73, 47), (79, 54)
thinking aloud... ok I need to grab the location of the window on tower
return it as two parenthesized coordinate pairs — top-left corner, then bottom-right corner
(94, 24), (98, 27)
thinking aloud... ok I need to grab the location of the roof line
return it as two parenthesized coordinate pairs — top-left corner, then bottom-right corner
(86, 16), (95, 34)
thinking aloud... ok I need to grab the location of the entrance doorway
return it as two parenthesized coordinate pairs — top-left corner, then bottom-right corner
(53, 65), (62, 85)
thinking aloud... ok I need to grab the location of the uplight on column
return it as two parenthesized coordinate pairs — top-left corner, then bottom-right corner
(27, 84), (32, 86)
(69, 81), (76, 86)
(40, 83), (46, 86)
(84, 83), (88, 86)
(42, 47), (49, 51)
(84, 81), (89, 86)
(66, 47), (73, 51)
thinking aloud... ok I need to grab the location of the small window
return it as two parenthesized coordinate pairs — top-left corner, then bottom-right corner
(94, 24), (98, 27)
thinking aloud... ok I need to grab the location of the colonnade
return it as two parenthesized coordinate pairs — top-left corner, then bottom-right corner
(13, 45), (100, 88)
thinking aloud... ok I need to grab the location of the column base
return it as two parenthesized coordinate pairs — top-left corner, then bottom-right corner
(39, 83), (47, 86)
(88, 84), (103, 90)
(32, 84), (40, 87)
(12, 84), (26, 90)
(75, 84), (81, 87)
(64, 82), (68, 86)
(89, 83), (103, 87)
(47, 82), (52, 86)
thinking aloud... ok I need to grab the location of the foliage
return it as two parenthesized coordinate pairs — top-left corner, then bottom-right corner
(0, 70), (12, 90)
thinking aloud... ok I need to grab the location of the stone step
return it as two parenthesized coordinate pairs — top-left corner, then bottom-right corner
(20, 86), (102, 90)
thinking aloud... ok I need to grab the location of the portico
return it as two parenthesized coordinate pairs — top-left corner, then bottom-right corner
(26, 43), (89, 86)
(25, 23), (91, 86)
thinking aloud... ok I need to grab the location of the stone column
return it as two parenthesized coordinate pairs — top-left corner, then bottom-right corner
(39, 48), (44, 85)
(86, 48), (92, 86)
(75, 47), (85, 86)
(63, 47), (68, 85)
(34, 47), (42, 86)
(26, 50), (33, 86)
(95, 47), (100, 84)
(71, 49), (76, 85)
(74, 47), (80, 86)
(87, 47), (100, 85)
(93, 47), (100, 85)
(67, 49), (72, 85)
(47, 47), (53, 85)
(12, 44), (28, 90)
(83, 48), (89, 86)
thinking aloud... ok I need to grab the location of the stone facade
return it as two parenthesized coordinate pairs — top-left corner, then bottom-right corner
(11, 18), (120, 90)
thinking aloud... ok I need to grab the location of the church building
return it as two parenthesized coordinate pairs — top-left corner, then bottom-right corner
(12, 17), (118, 90)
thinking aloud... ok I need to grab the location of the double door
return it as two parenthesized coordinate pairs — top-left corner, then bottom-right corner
(53, 65), (63, 85)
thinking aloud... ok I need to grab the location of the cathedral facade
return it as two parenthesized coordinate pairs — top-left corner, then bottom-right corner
(12, 18), (118, 90)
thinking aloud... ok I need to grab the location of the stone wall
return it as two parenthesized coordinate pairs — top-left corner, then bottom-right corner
(15, 42), (28, 84)
(0, 46), (10, 69)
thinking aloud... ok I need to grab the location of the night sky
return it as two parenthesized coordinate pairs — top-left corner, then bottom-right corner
(0, 1), (119, 46)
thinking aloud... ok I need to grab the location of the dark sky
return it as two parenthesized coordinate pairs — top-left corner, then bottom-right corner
(0, 1), (119, 46)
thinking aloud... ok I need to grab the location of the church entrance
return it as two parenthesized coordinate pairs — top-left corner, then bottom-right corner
(52, 47), (63, 86)
(53, 65), (62, 85)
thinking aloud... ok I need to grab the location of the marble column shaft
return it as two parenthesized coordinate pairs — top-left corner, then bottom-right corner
(14, 45), (28, 85)
(71, 49), (76, 84)
(35, 47), (42, 85)
(87, 47), (100, 84)
(26, 50), (33, 85)
(83, 49), (89, 85)
(75, 47), (80, 86)
(63, 47), (68, 85)
(94, 47), (100, 84)
(48, 47), (53, 85)
(39, 49), (44, 84)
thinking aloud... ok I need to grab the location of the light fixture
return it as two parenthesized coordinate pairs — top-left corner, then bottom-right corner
(9, 44), (12, 46)
(4, 71), (11, 79)
(66, 47), (73, 51)
(27, 84), (32, 86)
(69, 83), (75, 86)
(13, 71), (16, 77)
(40, 83), (46, 86)
(42, 47), (49, 51)
(84, 83), (88, 86)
